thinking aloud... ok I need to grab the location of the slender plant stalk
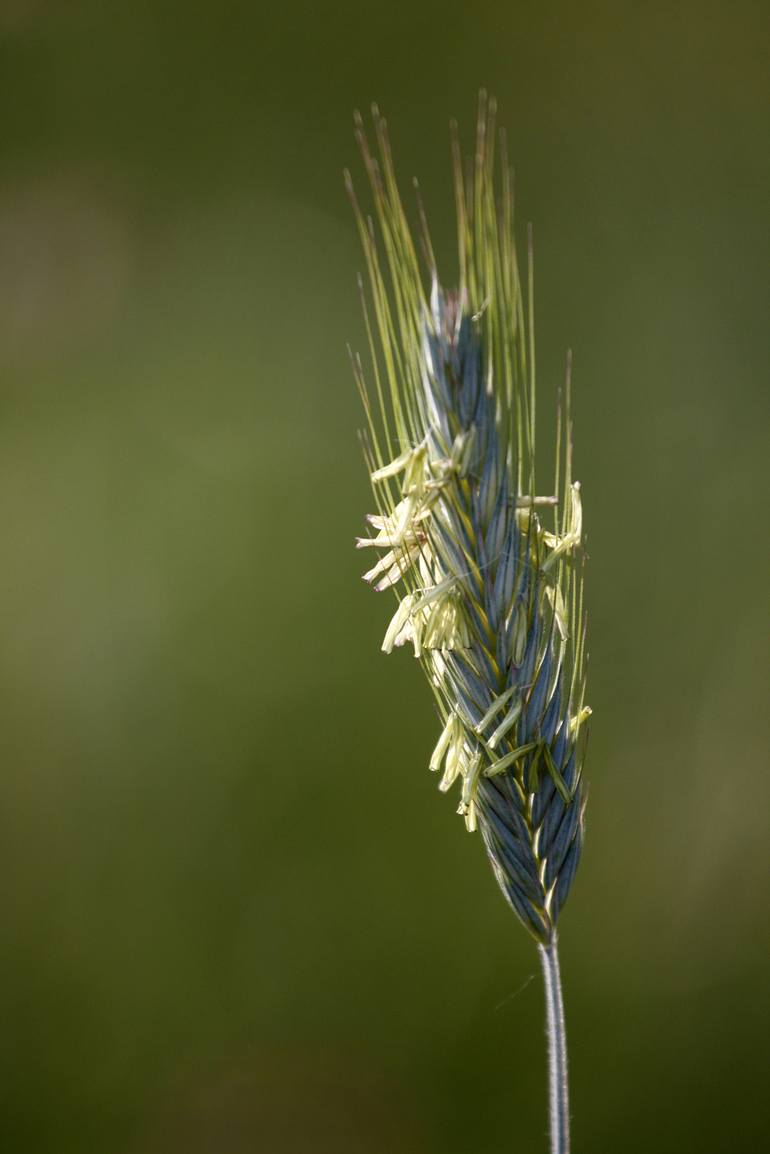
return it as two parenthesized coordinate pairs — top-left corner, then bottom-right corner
(540, 936), (570, 1154)
(347, 93), (590, 1153)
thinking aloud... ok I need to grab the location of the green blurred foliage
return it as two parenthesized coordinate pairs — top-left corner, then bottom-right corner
(0, 2), (768, 1150)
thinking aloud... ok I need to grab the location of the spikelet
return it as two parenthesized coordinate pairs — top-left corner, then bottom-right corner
(347, 94), (590, 946)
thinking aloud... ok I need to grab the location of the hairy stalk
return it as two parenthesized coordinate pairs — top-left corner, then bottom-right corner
(347, 93), (591, 1151)
(540, 937), (570, 1154)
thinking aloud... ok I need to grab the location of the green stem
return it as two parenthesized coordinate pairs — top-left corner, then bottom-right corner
(539, 936), (570, 1154)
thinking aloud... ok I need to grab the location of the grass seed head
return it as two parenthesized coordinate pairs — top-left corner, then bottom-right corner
(349, 93), (590, 945)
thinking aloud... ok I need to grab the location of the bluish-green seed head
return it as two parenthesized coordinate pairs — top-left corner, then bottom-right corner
(349, 94), (590, 945)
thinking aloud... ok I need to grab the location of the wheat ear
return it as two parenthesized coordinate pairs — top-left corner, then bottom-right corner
(347, 94), (590, 1154)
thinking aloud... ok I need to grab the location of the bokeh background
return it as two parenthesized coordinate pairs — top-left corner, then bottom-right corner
(1, 2), (768, 1151)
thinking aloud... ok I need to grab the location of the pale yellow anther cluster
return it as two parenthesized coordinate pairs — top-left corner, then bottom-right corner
(356, 438), (585, 832)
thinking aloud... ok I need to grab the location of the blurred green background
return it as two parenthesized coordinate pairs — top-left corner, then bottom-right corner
(1, 2), (768, 1151)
